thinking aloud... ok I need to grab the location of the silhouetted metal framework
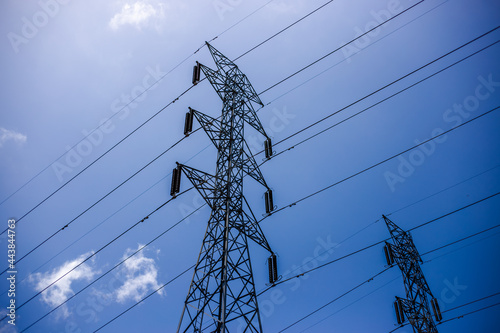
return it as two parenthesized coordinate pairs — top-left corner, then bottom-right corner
(175, 42), (277, 333)
(383, 215), (441, 333)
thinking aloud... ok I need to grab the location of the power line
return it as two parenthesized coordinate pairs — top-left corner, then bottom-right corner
(4, 2), (459, 275)
(20, 204), (205, 332)
(298, 275), (400, 332)
(388, 164), (500, 216)
(11, 6), (500, 324)
(258, 190), (500, 296)
(407, 191), (500, 233)
(265, 0), (451, 106)
(44, 111), (496, 328)
(246, 32), (500, 333)
(259, 0), (426, 94)
(0, 145), (213, 299)
(25, 101), (497, 320)
(277, 219), (500, 332)
(4, 1), (466, 269)
(300, 223), (500, 332)
(248, 43), (500, 285)
(424, 229), (500, 264)
(421, 223), (500, 256)
(438, 301), (500, 326)
(207, 0), (276, 45)
(2, 0), (341, 233)
(0, 0), (275, 207)
(7, 6), (496, 303)
(260, 106), (500, 222)
(87, 193), (500, 332)
(0, 135), (188, 276)
(442, 291), (500, 314)
(254, 32), (500, 278)
(92, 264), (195, 333)
(186, 1), (449, 183)
(17, 0), (434, 281)
(1, 14), (345, 271)
(0, 56), (195, 208)
(278, 268), (392, 332)
(0, 186), (194, 323)
(19, 116), (500, 329)
(279, 164), (500, 282)
(265, 30), (500, 155)
(0, 84), (195, 236)
(9, 92), (498, 315)
(235, 0), (338, 61)
(6, 1), (496, 330)
(389, 294), (500, 332)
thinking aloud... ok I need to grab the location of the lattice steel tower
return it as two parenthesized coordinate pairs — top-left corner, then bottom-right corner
(172, 43), (278, 332)
(383, 215), (442, 333)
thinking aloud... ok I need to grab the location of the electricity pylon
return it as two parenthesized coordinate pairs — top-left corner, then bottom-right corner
(173, 42), (278, 333)
(383, 215), (442, 333)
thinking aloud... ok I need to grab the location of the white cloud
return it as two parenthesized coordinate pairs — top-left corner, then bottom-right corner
(114, 245), (163, 303)
(0, 128), (27, 148)
(109, 1), (165, 31)
(29, 253), (98, 319)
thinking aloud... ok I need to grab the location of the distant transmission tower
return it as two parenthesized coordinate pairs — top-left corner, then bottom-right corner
(382, 215), (442, 332)
(172, 42), (279, 332)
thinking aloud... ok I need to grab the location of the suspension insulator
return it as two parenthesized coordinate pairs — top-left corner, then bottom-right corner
(184, 108), (194, 135)
(394, 299), (405, 325)
(268, 254), (278, 284)
(264, 138), (273, 159)
(384, 243), (395, 266)
(170, 165), (182, 196)
(272, 254), (278, 282)
(170, 168), (178, 196)
(192, 61), (201, 85)
(431, 297), (442, 321)
(267, 256), (273, 284)
(265, 190), (274, 214)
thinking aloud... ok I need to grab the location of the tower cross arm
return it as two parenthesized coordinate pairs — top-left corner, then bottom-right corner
(190, 108), (222, 149)
(179, 164), (222, 209)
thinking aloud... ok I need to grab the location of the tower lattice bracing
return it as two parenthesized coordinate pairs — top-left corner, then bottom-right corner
(383, 215), (442, 333)
(174, 43), (277, 333)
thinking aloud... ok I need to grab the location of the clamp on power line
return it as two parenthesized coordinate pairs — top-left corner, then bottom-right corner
(266, 253), (281, 286)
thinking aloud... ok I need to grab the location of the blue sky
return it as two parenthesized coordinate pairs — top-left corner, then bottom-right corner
(1, 0), (500, 332)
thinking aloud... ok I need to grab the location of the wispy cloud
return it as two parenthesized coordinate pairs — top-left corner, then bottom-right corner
(114, 245), (163, 303)
(0, 127), (27, 147)
(29, 253), (98, 318)
(109, 1), (165, 31)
